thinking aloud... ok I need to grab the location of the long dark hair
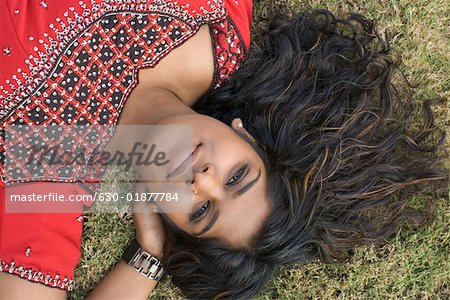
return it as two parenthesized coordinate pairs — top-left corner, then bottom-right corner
(162, 9), (448, 299)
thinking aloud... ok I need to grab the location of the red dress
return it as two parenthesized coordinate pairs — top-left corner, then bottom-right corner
(0, 0), (252, 291)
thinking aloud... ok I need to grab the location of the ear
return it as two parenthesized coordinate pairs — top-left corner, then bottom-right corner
(231, 118), (256, 143)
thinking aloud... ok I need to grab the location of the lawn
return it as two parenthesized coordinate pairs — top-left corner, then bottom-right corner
(70, 1), (449, 299)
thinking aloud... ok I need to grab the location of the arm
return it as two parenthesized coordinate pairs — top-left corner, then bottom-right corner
(0, 182), (164, 300)
(0, 273), (66, 300)
(86, 182), (165, 300)
(84, 261), (158, 300)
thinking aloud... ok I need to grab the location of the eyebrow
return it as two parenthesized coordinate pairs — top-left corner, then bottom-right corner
(235, 169), (262, 197)
(193, 169), (262, 237)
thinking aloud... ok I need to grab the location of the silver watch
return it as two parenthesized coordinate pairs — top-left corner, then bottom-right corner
(122, 240), (164, 281)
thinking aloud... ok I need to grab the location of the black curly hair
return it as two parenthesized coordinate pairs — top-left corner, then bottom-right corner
(161, 9), (448, 299)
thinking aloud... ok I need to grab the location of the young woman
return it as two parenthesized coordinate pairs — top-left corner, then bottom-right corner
(0, 0), (259, 297)
(0, 0), (447, 299)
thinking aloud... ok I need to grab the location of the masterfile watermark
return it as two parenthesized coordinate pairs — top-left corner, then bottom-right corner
(26, 142), (170, 172)
(3, 125), (195, 213)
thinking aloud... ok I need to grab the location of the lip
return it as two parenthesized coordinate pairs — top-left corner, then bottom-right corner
(167, 144), (201, 180)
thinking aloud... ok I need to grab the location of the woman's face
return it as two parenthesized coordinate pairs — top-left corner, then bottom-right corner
(150, 113), (270, 248)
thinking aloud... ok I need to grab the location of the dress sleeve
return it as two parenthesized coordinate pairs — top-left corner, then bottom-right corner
(0, 182), (91, 291)
(209, 0), (253, 88)
(224, 0), (253, 51)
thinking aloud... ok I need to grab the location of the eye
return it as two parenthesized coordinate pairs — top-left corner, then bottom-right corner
(226, 165), (248, 186)
(190, 200), (211, 222)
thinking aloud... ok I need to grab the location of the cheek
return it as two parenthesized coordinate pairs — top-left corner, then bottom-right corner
(163, 212), (189, 231)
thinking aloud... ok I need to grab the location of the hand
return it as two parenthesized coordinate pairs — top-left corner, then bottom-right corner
(132, 182), (166, 259)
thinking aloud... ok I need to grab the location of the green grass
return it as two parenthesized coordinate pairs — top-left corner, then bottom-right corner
(69, 1), (449, 299)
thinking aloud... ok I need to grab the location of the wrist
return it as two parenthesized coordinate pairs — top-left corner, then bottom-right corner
(136, 236), (163, 259)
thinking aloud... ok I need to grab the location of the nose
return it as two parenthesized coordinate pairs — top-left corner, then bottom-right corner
(192, 163), (213, 187)
(187, 162), (211, 184)
(199, 164), (210, 175)
(190, 163), (224, 200)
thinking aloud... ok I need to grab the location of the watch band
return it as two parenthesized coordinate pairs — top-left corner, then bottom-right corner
(122, 239), (165, 281)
